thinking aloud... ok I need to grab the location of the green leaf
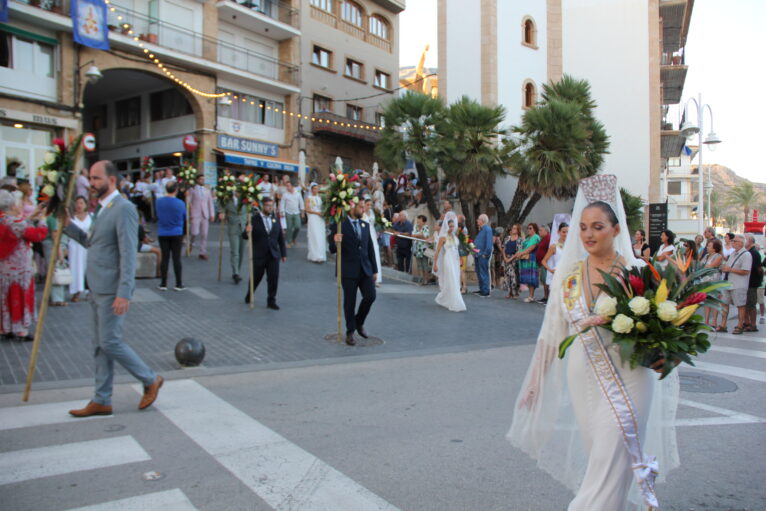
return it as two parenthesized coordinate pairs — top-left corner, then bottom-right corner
(558, 333), (579, 359)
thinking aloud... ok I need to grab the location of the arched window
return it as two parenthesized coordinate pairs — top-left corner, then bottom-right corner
(522, 16), (537, 48)
(523, 80), (536, 109)
(341, 1), (363, 27)
(369, 15), (389, 40)
(310, 0), (333, 13)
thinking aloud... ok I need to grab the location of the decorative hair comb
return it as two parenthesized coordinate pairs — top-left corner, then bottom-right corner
(580, 174), (618, 209)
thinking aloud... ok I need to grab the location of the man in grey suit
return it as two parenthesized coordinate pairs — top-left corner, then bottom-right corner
(218, 191), (248, 284)
(66, 161), (163, 417)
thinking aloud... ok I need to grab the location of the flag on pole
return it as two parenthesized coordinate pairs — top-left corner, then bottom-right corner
(0, 0), (9, 23)
(683, 145), (693, 156)
(71, 0), (110, 50)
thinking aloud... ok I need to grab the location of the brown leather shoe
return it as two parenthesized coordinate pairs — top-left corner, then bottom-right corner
(69, 401), (113, 417)
(138, 375), (164, 410)
(345, 332), (357, 346)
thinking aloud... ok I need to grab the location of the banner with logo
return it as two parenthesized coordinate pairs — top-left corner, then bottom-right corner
(0, 0), (9, 23)
(71, 0), (110, 50)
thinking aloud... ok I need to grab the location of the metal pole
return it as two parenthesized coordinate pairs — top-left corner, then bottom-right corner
(697, 93), (704, 235)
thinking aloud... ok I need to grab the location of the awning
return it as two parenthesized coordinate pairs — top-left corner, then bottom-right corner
(217, 150), (299, 173)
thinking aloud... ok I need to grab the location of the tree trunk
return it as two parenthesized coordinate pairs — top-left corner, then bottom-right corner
(518, 192), (542, 226)
(460, 196), (478, 237)
(490, 195), (509, 228)
(415, 161), (440, 220)
(506, 187), (530, 226)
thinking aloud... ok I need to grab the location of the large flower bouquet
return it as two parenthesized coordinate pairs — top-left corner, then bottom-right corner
(558, 252), (731, 379)
(216, 172), (237, 206)
(38, 135), (84, 215)
(373, 208), (392, 232)
(176, 162), (198, 190)
(141, 156), (154, 176)
(457, 230), (479, 254)
(322, 169), (359, 222)
(237, 173), (262, 212)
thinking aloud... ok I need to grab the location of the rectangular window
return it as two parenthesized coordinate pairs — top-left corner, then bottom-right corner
(310, 0), (333, 12)
(89, 104), (108, 131)
(150, 89), (193, 122)
(667, 181), (682, 195)
(115, 96), (141, 128)
(0, 33), (11, 68)
(311, 45), (332, 69)
(374, 70), (390, 90)
(375, 112), (385, 127)
(218, 89), (283, 129)
(344, 58), (362, 80)
(264, 100), (284, 129)
(667, 157), (681, 167)
(346, 104), (361, 121)
(0, 34), (55, 76)
(313, 94), (332, 113)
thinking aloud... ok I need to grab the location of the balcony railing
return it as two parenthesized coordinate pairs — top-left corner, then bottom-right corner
(9, 0), (299, 86)
(223, 0), (299, 27)
(309, 5), (392, 53)
(311, 112), (382, 143)
(661, 48), (686, 66)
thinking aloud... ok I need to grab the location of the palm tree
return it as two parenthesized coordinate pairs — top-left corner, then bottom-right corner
(434, 96), (511, 231)
(708, 189), (722, 227)
(499, 75), (610, 226)
(620, 188), (645, 233)
(726, 181), (762, 223)
(375, 92), (445, 218)
(724, 213), (740, 233)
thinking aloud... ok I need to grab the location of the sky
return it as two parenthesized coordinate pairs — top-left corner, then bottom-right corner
(398, 0), (765, 183)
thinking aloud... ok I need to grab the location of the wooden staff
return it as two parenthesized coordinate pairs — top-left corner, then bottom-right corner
(23, 145), (83, 402)
(336, 219), (343, 343)
(247, 211), (254, 310)
(185, 198), (192, 256)
(217, 215), (226, 281)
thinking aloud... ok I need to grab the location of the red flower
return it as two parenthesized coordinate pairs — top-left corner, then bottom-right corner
(330, 206), (336, 217)
(350, 174), (359, 182)
(629, 274), (645, 296)
(53, 138), (66, 152)
(678, 292), (707, 309)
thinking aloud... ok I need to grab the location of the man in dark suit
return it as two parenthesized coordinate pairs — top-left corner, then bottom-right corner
(393, 210), (414, 273)
(329, 200), (378, 346)
(244, 197), (287, 310)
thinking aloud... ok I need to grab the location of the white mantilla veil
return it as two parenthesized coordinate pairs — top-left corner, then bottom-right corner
(507, 175), (680, 505)
(434, 211), (458, 279)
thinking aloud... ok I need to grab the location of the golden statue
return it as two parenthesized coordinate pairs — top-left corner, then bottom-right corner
(399, 45), (438, 97)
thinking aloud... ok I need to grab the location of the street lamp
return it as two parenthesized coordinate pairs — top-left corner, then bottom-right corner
(682, 94), (721, 233)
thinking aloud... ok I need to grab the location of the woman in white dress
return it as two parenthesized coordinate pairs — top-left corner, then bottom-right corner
(305, 183), (326, 263)
(508, 175), (679, 511)
(541, 221), (568, 287)
(363, 198), (383, 286)
(432, 212), (466, 312)
(654, 229), (675, 270)
(68, 196), (91, 302)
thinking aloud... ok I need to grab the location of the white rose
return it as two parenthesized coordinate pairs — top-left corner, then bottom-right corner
(612, 314), (634, 334)
(628, 296), (651, 316)
(42, 185), (55, 196)
(339, 190), (347, 199)
(44, 152), (56, 164)
(657, 301), (678, 322)
(593, 295), (618, 317)
(47, 171), (59, 182)
(248, 187), (255, 193)
(344, 204), (351, 211)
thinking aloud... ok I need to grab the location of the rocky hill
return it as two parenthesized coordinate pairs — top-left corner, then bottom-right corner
(692, 164), (766, 224)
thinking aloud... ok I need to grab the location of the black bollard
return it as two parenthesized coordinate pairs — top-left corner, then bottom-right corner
(174, 338), (206, 367)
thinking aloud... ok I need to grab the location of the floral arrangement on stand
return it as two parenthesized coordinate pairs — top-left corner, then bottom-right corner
(38, 135), (84, 215)
(558, 252), (730, 379)
(176, 162), (198, 190)
(237, 174), (262, 212)
(216, 172), (237, 207)
(322, 169), (360, 222)
(141, 156), (154, 177)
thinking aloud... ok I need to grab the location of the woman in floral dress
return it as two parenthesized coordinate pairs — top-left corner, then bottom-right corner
(503, 223), (523, 299)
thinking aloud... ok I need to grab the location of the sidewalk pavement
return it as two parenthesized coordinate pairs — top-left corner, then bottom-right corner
(0, 223), (546, 389)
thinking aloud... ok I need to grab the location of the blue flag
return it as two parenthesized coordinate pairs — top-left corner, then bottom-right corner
(71, 0), (109, 50)
(0, 0), (8, 23)
(683, 145), (692, 156)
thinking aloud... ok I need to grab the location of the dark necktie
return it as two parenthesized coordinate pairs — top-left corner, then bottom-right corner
(93, 203), (102, 220)
(353, 220), (361, 239)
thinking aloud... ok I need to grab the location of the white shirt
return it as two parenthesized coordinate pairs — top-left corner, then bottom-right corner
(261, 213), (273, 232)
(260, 182), (274, 198)
(158, 176), (177, 197)
(279, 189), (304, 216)
(98, 189), (120, 210)
(723, 245), (735, 258)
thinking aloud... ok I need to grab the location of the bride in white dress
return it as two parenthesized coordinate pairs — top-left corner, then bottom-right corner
(508, 175), (679, 511)
(305, 183), (326, 263)
(432, 212), (466, 312)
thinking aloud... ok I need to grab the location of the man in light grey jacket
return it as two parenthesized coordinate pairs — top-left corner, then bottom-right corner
(66, 160), (163, 417)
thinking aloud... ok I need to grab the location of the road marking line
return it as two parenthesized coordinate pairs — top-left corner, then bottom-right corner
(187, 287), (218, 300)
(136, 379), (399, 511)
(66, 489), (197, 511)
(689, 361), (766, 383)
(0, 436), (150, 485)
(676, 416), (764, 427)
(713, 332), (766, 344)
(0, 401), (110, 431)
(680, 399), (766, 424)
(710, 346), (766, 359)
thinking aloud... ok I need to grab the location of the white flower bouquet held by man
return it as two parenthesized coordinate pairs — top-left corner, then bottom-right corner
(216, 172), (238, 206)
(38, 135), (84, 216)
(558, 252), (731, 379)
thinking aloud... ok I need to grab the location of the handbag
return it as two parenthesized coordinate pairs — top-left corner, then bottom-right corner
(52, 263), (73, 286)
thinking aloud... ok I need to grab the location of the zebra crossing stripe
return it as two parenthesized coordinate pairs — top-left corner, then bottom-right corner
(0, 436), (150, 485)
(136, 379), (400, 511)
(66, 489), (197, 511)
(690, 361), (766, 383)
(710, 345), (766, 359)
(0, 401), (110, 431)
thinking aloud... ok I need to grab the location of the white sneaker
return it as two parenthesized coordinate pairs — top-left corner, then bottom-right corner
(158, 285), (167, 291)
(760, 317), (765, 324)
(174, 286), (187, 291)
